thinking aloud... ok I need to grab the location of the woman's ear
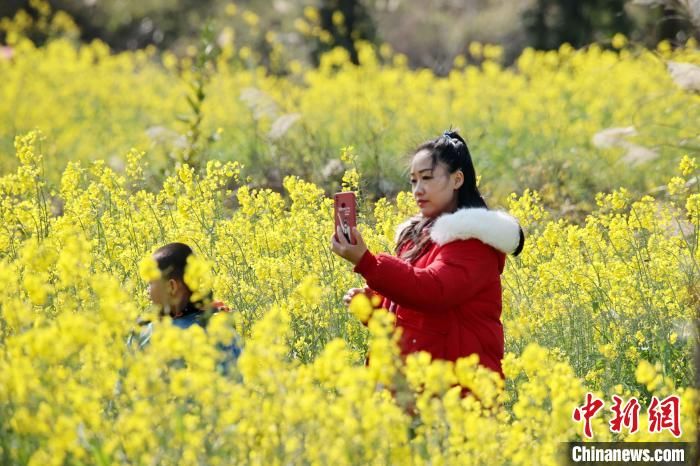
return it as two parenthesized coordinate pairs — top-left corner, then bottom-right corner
(453, 170), (464, 190)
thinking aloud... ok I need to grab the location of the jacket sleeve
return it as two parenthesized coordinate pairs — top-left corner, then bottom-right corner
(353, 239), (498, 312)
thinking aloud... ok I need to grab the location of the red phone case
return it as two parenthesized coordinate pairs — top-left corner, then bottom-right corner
(334, 192), (357, 245)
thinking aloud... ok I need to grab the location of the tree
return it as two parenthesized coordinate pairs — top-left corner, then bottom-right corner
(314, 0), (377, 65)
(523, 0), (633, 50)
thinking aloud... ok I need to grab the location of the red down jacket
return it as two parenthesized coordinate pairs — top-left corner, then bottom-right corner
(353, 207), (522, 378)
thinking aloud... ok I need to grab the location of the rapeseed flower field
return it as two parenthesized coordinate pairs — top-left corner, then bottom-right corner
(2, 9), (699, 209)
(0, 4), (698, 465)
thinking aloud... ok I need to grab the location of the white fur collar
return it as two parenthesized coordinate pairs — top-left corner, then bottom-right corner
(395, 208), (521, 254)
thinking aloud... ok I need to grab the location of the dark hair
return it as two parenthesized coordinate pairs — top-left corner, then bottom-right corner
(152, 242), (216, 311)
(397, 130), (524, 261)
(153, 242), (193, 281)
(423, 130), (487, 209)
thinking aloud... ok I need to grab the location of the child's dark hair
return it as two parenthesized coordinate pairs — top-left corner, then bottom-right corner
(397, 130), (525, 261)
(153, 242), (193, 281)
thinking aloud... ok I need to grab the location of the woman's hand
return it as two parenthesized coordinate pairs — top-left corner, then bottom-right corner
(342, 287), (370, 306)
(331, 226), (368, 265)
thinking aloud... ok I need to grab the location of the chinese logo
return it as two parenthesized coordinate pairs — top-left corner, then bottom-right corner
(572, 393), (681, 438)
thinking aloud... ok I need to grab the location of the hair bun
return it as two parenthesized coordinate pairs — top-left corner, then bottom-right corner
(442, 130), (465, 147)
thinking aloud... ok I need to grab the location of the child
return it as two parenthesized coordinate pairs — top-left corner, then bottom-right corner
(331, 131), (524, 378)
(132, 242), (241, 365)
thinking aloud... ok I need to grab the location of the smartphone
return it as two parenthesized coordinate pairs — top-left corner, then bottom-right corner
(334, 191), (357, 244)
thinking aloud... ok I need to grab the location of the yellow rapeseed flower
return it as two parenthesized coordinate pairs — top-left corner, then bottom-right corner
(183, 254), (213, 303)
(138, 256), (161, 282)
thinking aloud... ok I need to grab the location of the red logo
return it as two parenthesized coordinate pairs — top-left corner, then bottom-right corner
(609, 395), (641, 434)
(572, 392), (605, 438)
(648, 395), (682, 438)
(573, 393), (682, 438)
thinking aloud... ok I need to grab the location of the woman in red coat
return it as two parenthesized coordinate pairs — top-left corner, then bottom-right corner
(331, 130), (524, 378)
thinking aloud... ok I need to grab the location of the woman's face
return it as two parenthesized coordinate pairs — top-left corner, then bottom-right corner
(410, 149), (463, 218)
